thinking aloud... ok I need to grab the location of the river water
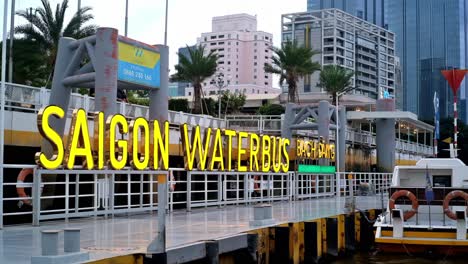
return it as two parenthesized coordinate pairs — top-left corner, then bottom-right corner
(333, 252), (468, 264)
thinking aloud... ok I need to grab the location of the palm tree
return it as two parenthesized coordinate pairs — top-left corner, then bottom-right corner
(15, 0), (96, 73)
(318, 65), (355, 105)
(264, 41), (321, 103)
(171, 45), (218, 114)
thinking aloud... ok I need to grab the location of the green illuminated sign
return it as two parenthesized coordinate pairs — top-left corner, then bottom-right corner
(298, 165), (336, 174)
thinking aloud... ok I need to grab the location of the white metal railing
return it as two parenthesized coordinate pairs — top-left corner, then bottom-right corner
(2, 164), (394, 226)
(336, 172), (392, 197)
(5, 82), (433, 155)
(184, 171), (293, 211)
(4, 82), (226, 128)
(295, 173), (336, 199)
(226, 114), (432, 156)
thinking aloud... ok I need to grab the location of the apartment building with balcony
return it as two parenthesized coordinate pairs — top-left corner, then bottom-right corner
(193, 14), (279, 95)
(281, 9), (397, 100)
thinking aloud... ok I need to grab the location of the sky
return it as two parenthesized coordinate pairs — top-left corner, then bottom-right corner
(1, 0), (306, 86)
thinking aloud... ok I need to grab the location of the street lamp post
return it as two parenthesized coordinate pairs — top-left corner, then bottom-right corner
(213, 71), (229, 118)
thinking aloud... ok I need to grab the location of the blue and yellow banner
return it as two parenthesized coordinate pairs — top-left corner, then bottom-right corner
(117, 41), (160, 88)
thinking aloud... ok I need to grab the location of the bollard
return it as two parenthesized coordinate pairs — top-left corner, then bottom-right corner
(41, 230), (60, 256)
(64, 228), (81, 253)
(263, 204), (272, 219)
(254, 204), (265, 221)
(250, 204), (275, 226)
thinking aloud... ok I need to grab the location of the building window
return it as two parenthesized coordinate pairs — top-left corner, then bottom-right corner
(219, 35), (224, 38)
(228, 61), (231, 65)
(219, 42), (225, 45)
(210, 42), (216, 46)
(204, 37), (207, 41)
(254, 69), (257, 72)
(254, 56), (257, 59)
(254, 49), (257, 53)
(236, 42), (239, 46)
(228, 42), (231, 45)
(211, 35), (216, 39)
(236, 68), (238, 72)
(254, 35), (258, 40)
(254, 62), (257, 66)
(254, 42), (257, 46)
(265, 82), (268, 85)
(254, 75), (257, 79)
(188, 92), (192, 96)
(228, 34), (231, 38)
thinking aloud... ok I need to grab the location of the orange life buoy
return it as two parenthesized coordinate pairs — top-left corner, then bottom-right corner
(16, 168), (34, 207)
(443, 190), (468, 220)
(389, 190), (419, 221)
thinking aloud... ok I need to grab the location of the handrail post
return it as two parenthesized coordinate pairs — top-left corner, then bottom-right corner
(187, 171), (192, 212)
(32, 167), (41, 226)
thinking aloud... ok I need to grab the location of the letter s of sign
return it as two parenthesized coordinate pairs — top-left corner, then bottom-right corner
(35, 106), (65, 169)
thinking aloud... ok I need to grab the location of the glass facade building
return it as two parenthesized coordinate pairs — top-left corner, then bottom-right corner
(307, 0), (386, 27)
(385, 0), (468, 122)
(308, 0), (468, 122)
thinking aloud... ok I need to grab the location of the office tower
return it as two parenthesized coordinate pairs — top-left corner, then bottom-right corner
(307, 0), (385, 27)
(386, 0), (468, 122)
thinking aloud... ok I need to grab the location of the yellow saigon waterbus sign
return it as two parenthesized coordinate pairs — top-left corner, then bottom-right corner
(35, 106), (291, 172)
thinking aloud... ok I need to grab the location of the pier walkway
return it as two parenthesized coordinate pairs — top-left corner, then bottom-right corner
(0, 196), (385, 263)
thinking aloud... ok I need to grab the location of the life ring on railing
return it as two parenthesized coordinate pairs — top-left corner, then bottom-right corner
(16, 168), (34, 207)
(443, 190), (468, 220)
(389, 190), (419, 221)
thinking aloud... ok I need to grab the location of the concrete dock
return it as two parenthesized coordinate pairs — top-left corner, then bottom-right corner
(0, 196), (384, 263)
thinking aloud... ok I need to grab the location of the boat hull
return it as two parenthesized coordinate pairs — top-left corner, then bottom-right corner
(375, 228), (468, 255)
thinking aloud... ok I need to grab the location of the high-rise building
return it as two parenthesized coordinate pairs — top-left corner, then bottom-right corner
(282, 9), (397, 99)
(386, 0), (468, 122)
(307, 0), (386, 27)
(194, 14), (276, 95)
(308, 0), (468, 122)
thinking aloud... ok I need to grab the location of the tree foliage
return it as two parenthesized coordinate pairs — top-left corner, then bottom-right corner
(264, 41), (321, 103)
(257, 104), (285, 115)
(0, 39), (48, 87)
(15, 0), (96, 79)
(169, 98), (189, 112)
(219, 90), (246, 116)
(318, 65), (354, 105)
(171, 45), (218, 114)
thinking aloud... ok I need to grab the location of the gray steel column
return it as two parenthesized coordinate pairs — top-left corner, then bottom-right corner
(281, 103), (294, 140)
(44, 37), (75, 156)
(318, 101), (330, 142)
(8, 0), (14, 82)
(148, 45), (168, 256)
(149, 45), (168, 122)
(94, 27), (118, 116)
(318, 101), (330, 166)
(376, 99), (396, 172)
(338, 106), (346, 171)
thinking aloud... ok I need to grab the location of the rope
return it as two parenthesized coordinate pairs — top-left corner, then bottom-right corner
(355, 208), (377, 224)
